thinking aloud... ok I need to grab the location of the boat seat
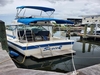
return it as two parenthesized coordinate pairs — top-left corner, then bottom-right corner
(42, 36), (48, 40)
(36, 31), (50, 41)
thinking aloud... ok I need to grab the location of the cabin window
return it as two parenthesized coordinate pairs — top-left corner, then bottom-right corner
(17, 25), (50, 42)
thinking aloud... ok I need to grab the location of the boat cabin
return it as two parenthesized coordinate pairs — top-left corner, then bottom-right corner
(6, 21), (53, 43)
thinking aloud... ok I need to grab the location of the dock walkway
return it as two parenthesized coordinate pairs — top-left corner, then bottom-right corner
(0, 43), (100, 75)
(78, 33), (100, 38)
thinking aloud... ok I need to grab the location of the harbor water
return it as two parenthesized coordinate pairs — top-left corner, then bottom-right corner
(9, 31), (100, 73)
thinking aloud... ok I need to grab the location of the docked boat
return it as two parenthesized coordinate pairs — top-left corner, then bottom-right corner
(6, 6), (75, 59)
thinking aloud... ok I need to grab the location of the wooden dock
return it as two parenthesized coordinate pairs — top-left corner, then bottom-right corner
(77, 24), (100, 40)
(77, 33), (100, 40)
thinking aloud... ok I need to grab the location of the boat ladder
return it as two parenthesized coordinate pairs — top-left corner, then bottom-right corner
(39, 45), (53, 58)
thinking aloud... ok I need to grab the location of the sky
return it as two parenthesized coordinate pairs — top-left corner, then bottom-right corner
(0, 0), (100, 24)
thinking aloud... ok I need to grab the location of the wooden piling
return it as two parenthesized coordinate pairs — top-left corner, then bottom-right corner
(0, 20), (9, 52)
(90, 24), (94, 35)
(82, 41), (85, 53)
(88, 43), (91, 52)
(67, 25), (71, 39)
(83, 24), (88, 38)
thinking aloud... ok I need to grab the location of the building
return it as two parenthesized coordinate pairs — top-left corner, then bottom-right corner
(82, 15), (100, 24)
(67, 17), (82, 25)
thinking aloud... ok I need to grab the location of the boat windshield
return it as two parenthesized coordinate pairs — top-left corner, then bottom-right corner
(17, 25), (47, 33)
(17, 25), (50, 42)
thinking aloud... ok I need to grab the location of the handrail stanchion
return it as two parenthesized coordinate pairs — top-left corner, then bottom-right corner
(48, 45), (53, 56)
(39, 46), (44, 58)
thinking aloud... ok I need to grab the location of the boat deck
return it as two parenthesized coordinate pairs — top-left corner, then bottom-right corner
(32, 49), (75, 59)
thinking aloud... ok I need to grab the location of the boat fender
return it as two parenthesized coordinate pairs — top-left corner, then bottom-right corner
(9, 51), (19, 57)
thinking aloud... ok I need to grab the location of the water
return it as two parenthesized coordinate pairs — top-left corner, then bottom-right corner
(10, 31), (100, 73)
(71, 37), (100, 69)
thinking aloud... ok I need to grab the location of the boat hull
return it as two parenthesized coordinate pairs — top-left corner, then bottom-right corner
(7, 39), (74, 58)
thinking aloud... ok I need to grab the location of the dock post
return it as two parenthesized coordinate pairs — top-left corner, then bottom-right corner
(83, 24), (88, 39)
(67, 25), (70, 39)
(88, 43), (91, 52)
(0, 20), (9, 52)
(82, 41), (85, 53)
(90, 24), (94, 35)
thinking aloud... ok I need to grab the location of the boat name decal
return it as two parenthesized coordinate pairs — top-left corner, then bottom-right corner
(43, 45), (62, 51)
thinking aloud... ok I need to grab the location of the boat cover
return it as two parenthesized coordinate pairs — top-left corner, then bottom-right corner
(16, 6), (55, 12)
(17, 18), (74, 25)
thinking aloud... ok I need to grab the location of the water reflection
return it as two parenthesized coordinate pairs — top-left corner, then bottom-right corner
(82, 41), (92, 53)
(13, 55), (75, 73)
(69, 37), (100, 70)
(77, 40), (100, 54)
(82, 41), (85, 53)
(88, 43), (91, 52)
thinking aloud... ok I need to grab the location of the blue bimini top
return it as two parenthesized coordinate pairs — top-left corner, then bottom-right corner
(17, 18), (74, 25)
(16, 6), (55, 12)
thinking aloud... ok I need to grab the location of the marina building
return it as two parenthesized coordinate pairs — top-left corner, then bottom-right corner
(82, 15), (100, 24)
(67, 17), (82, 25)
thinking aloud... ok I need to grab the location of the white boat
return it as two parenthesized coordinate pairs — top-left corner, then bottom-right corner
(6, 6), (75, 59)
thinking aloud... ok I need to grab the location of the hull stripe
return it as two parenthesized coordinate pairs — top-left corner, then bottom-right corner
(8, 40), (74, 50)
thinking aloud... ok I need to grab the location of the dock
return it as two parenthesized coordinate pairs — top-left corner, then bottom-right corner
(78, 33), (100, 38)
(77, 33), (100, 40)
(77, 24), (100, 40)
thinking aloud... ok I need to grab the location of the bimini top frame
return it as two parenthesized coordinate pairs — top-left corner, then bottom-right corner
(16, 6), (55, 19)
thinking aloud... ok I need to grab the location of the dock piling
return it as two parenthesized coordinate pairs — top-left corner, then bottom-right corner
(82, 41), (85, 53)
(83, 24), (88, 38)
(0, 20), (9, 52)
(67, 25), (71, 39)
(90, 24), (94, 35)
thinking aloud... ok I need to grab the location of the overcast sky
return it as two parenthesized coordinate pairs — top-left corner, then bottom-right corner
(0, 0), (100, 24)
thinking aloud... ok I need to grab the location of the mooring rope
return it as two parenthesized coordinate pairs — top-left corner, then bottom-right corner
(11, 39), (28, 64)
(11, 55), (26, 64)
(70, 41), (78, 75)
